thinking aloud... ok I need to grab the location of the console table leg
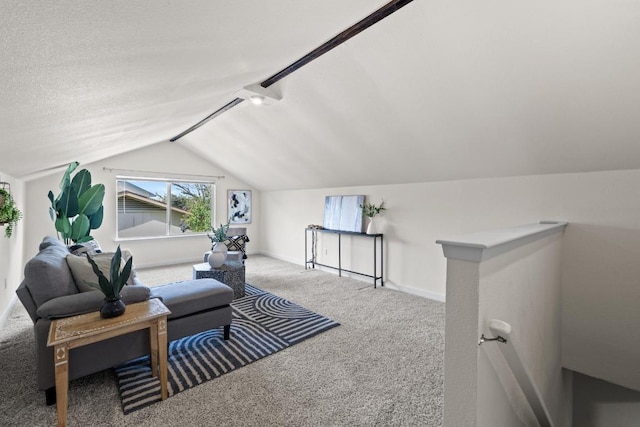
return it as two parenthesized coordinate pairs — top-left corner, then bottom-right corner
(381, 235), (384, 287)
(374, 236), (377, 288)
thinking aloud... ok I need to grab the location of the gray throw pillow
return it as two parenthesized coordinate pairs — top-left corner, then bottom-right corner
(67, 253), (134, 293)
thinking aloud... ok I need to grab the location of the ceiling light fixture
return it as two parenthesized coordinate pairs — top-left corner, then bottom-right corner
(235, 84), (281, 106)
(250, 95), (265, 105)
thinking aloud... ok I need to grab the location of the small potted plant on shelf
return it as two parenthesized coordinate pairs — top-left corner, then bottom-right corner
(206, 222), (230, 268)
(360, 200), (385, 235)
(0, 187), (22, 238)
(85, 246), (133, 318)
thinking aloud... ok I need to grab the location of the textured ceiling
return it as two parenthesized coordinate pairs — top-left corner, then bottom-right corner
(2, 0), (640, 190)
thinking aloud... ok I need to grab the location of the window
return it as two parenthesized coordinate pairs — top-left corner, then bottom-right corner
(117, 178), (215, 239)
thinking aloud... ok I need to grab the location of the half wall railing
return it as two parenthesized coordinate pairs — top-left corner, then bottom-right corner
(486, 319), (555, 427)
(438, 221), (569, 426)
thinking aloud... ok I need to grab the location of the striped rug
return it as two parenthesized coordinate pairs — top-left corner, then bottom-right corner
(114, 284), (340, 415)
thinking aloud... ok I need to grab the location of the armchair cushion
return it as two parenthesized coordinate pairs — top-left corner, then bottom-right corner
(36, 285), (151, 319)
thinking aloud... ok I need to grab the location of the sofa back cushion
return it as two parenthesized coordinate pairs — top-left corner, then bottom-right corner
(24, 242), (77, 308)
(39, 235), (68, 251)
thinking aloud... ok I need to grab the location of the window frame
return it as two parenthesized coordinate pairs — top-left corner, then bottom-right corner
(115, 176), (217, 241)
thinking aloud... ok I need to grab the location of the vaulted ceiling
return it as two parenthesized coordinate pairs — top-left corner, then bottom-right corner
(2, 1), (640, 190)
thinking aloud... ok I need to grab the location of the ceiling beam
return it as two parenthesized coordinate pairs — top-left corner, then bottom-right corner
(261, 0), (414, 88)
(169, 98), (244, 142)
(170, 0), (414, 142)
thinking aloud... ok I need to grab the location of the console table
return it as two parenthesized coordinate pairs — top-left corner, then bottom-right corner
(305, 227), (384, 288)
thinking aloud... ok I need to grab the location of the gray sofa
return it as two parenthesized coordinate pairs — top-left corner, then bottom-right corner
(16, 236), (234, 405)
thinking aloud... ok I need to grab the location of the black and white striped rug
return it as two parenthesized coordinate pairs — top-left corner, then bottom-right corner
(114, 284), (340, 415)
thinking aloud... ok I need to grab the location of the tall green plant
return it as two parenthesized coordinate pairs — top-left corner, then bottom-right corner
(48, 161), (105, 244)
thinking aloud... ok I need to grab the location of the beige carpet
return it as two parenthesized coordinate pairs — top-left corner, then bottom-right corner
(0, 255), (444, 426)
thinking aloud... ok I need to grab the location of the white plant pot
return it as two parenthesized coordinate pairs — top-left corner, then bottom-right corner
(366, 217), (378, 235)
(208, 242), (228, 268)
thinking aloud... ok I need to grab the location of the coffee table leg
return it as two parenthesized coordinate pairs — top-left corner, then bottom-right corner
(158, 317), (169, 400)
(54, 344), (69, 427)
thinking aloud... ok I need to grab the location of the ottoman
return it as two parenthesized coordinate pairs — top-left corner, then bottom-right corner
(150, 279), (234, 341)
(193, 261), (246, 299)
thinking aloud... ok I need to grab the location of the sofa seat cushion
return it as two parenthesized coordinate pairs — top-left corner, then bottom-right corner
(149, 279), (233, 319)
(24, 243), (77, 307)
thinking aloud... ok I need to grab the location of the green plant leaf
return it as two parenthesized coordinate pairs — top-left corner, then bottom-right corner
(86, 254), (115, 298)
(55, 216), (71, 238)
(85, 247), (132, 299)
(77, 184), (105, 216)
(57, 185), (79, 218)
(59, 161), (79, 192)
(115, 256), (133, 295)
(110, 246), (122, 284)
(88, 205), (104, 230)
(70, 214), (90, 242)
(76, 235), (94, 243)
(71, 169), (91, 197)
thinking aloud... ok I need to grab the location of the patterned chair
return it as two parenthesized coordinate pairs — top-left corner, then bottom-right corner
(204, 227), (250, 264)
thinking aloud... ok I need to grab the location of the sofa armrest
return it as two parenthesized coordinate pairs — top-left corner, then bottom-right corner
(36, 286), (151, 320)
(16, 281), (39, 323)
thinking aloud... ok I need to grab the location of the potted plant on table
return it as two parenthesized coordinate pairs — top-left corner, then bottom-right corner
(85, 246), (133, 318)
(360, 200), (385, 235)
(0, 186), (22, 238)
(206, 222), (230, 268)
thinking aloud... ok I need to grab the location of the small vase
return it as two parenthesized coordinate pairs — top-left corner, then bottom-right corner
(208, 242), (228, 268)
(366, 217), (377, 235)
(100, 297), (126, 319)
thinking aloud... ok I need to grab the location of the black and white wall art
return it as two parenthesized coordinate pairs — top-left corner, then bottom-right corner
(228, 190), (251, 224)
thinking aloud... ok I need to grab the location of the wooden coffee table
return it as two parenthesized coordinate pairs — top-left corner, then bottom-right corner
(47, 298), (171, 427)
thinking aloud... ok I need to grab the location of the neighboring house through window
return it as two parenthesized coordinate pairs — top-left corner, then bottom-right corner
(117, 178), (215, 239)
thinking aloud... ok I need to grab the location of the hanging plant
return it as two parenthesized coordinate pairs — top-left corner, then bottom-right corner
(0, 186), (22, 238)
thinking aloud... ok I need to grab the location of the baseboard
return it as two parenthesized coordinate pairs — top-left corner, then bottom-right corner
(255, 250), (302, 266)
(256, 250), (446, 302)
(383, 282), (446, 302)
(0, 294), (18, 330)
(136, 257), (203, 270)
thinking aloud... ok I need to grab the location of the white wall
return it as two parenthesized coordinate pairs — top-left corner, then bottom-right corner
(572, 372), (640, 426)
(260, 169), (640, 393)
(0, 171), (25, 325)
(23, 142), (259, 268)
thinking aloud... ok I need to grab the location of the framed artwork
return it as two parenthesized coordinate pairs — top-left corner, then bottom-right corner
(228, 190), (252, 224)
(323, 195), (364, 232)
